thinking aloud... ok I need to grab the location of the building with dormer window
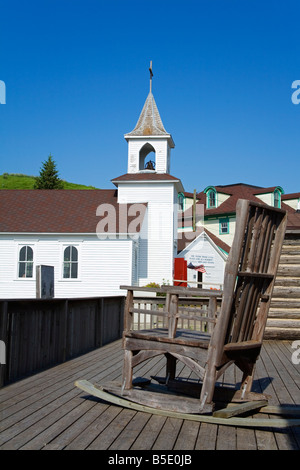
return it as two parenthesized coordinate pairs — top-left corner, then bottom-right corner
(179, 183), (300, 250)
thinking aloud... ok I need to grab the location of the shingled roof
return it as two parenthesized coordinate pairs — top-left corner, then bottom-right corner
(126, 92), (168, 137)
(196, 184), (269, 215)
(111, 173), (185, 193)
(184, 183), (300, 229)
(124, 91), (175, 147)
(112, 173), (181, 183)
(177, 227), (231, 254)
(0, 190), (147, 233)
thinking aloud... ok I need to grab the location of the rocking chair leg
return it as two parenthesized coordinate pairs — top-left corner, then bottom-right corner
(240, 365), (256, 398)
(122, 350), (133, 390)
(199, 364), (217, 411)
(165, 353), (176, 381)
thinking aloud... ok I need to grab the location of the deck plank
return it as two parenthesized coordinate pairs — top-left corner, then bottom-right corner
(0, 339), (299, 450)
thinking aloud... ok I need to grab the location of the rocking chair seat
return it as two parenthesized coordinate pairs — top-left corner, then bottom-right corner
(125, 328), (211, 348)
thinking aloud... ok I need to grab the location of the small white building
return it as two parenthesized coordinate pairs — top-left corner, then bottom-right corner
(176, 228), (228, 290)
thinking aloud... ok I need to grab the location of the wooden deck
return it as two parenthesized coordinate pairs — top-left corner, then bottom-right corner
(0, 339), (299, 451)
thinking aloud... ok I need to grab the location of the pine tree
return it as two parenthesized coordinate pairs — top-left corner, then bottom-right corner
(34, 154), (64, 189)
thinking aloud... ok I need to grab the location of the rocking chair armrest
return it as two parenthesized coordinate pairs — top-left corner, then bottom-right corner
(223, 340), (262, 351)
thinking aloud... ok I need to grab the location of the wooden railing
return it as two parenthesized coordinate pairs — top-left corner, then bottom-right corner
(121, 286), (223, 335)
(0, 296), (125, 387)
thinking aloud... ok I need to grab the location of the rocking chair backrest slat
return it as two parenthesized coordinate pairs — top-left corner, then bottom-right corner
(211, 199), (287, 364)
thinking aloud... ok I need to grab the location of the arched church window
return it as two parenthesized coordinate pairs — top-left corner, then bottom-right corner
(63, 245), (78, 278)
(18, 245), (33, 278)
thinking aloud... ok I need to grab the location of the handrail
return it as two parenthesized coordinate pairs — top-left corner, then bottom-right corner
(120, 285), (222, 297)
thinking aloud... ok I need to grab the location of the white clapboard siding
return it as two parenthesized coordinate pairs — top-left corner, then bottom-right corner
(117, 182), (176, 286)
(0, 235), (135, 299)
(127, 139), (170, 174)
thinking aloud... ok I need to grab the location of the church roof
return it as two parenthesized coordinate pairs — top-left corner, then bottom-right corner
(0, 190), (147, 234)
(111, 172), (184, 192)
(111, 173), (181, 183)
(125, 92), (174, 146)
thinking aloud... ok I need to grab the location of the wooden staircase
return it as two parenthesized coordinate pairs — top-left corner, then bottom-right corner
(265, 230), (300, 339)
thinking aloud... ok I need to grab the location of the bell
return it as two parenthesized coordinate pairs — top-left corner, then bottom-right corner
(145, 160), (155, 170)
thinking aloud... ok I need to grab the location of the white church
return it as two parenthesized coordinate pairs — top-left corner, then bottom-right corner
(1, 68), (200, 299)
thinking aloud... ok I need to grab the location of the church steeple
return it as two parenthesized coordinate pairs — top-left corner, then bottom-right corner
(124, 62), (175, 174)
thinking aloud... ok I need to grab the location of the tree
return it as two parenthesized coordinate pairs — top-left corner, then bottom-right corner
(34, 154), (64, 189)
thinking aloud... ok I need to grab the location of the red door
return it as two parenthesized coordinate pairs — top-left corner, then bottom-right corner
(174, 258), (187, 286)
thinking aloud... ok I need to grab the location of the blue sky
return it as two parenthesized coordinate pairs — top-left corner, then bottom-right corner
(0, 0), (299, 194)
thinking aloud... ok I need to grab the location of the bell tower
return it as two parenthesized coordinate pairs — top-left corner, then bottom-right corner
(113, 63), (183, 287)
(124, 62), (175, 174)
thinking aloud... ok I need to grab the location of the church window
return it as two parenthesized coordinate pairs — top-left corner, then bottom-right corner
(63, 245), (78, 279)
(18, 245), (34, 278)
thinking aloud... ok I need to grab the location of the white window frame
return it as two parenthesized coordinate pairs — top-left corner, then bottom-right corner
(16, 243), (35, 280)
(219, 218), (229, 235)
(60, 243), (81, 281)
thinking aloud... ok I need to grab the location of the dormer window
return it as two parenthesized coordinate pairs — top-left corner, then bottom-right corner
(204, 187), (217, 209)
(273, 188), (281, 208)
(209, 190), (216, 208)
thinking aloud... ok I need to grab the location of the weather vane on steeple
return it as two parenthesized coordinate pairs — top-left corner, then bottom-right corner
(149, 61), (153, 93)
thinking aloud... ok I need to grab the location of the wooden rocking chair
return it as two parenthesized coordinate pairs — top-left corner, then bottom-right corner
(75, 198), (300, 426)
(117, 199), (287, 414)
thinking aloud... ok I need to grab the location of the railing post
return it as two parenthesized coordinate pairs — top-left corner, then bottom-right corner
(0, 301), (8, 387)
(61, 300), (68, 362)
(208, 296), (217, 334)
(123, 289), (133, 342)
(168, 293), (179, 338)
(94, 298), (103, 348)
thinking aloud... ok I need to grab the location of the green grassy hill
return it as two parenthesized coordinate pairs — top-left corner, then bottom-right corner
(0, 173), (98, 190)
